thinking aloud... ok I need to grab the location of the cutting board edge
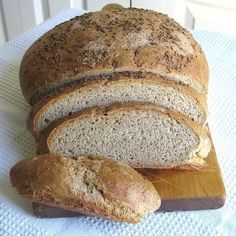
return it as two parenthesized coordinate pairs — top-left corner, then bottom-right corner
(158, 194), (226, 212)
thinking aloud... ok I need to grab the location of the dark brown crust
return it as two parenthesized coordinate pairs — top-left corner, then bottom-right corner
(19, 8), (209, 105)
(27, 72), (208, 137)
(10, 154), (161, 223)
(37, 102), (209, 168)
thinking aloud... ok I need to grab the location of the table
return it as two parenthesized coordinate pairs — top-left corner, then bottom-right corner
(0, 9), (236, 236)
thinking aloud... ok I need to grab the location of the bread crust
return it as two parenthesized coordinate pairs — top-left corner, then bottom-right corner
(27, 72), (208, 136)
(37, 102), (211, 168)
(10, 154), (161, 223)
(19, 8), (209, 105)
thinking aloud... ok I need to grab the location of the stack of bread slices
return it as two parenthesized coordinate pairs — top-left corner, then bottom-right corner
(10, 8), (211, 223)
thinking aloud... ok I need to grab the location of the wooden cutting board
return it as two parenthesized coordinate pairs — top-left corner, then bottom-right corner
(32, 139), (226, 218)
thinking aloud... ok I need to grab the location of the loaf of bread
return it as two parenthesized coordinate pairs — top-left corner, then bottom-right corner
(10, 154), (161, 223)
(37, 103), (211, 169)
(19, 8), (208, 105)
(28, 72), (207, 137)
(12, 8), (212, 222)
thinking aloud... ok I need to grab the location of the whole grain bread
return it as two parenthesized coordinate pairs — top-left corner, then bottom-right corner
(10, 154), (161, 223)
(37, 102), (211, 169)
(19, 8), (209, 105)
(28, 72), (207, 136)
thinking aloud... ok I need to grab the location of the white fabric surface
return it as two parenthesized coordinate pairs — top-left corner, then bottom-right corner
(0, 9), (236, 236)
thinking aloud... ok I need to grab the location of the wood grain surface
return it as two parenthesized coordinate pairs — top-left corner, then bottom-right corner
(33, 138), (226, 217)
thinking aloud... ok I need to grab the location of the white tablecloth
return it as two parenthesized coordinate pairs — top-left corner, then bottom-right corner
(0, 9), (236, 236)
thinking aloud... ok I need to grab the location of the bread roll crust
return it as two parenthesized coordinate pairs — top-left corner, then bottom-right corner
(10, 154), (161, 223)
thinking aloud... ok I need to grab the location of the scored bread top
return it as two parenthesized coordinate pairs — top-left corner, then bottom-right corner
(10, 154), (161, 223)
(28, 72), (208, 136)
(20, 8), (209, 105)
(37, 102), (211, 168)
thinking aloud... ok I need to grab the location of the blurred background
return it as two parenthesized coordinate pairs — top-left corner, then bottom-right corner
(0, 0), (236, 47)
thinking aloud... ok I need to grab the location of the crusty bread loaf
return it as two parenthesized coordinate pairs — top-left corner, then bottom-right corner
(19, 8), (209, 105)
(10, 154), (161, 223)
(28, 72), (207, 136)
(37, 102), (211, 169)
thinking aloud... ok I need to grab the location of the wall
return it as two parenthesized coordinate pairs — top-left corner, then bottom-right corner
(0, 0), (235, 47)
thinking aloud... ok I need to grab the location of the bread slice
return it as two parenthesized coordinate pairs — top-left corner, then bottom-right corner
(38, 103), (211, 169)
(10, 154), (161, 223)
(19, 8), (208, 105)
(28, 74), (207, 136)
